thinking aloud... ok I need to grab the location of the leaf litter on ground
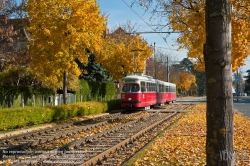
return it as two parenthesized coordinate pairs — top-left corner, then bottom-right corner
(132, 104), (250, 166)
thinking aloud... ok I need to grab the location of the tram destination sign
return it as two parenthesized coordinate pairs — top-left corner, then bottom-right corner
(125, 80), (136, 83)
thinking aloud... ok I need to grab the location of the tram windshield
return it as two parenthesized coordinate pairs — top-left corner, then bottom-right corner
(122, 83), (140, 92)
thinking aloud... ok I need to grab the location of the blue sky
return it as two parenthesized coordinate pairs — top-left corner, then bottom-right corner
(98, 0), (187, 62)
(98, 0), (250, 76)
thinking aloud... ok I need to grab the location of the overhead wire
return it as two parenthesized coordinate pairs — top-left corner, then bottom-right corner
(120, 0), (250, 72)
(121, 0), (180, 57)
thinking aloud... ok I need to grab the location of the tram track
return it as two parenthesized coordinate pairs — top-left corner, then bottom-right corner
(0, 112), (146, 162)
(0, 104), (191, 165)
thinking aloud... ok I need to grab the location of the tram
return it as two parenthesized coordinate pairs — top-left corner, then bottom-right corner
(121, 73), (176, 110)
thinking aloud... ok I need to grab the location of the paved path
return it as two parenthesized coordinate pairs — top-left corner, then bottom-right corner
(176, 96), (206, 104)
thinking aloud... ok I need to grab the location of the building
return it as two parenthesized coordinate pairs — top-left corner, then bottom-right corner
(0, 15), (28, 65)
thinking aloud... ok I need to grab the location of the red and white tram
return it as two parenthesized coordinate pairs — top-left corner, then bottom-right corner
(121, 73), (176, 110)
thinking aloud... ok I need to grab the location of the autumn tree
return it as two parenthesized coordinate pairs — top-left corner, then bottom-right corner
(178, 58), (205, 96)
(167, 0), (250, 71)
(167, 60), (197, 96)
(131, 0), (250, 72)
(132, 0), (234, 165)
(169, 64), (182, 87)
(25, 0), (106, 104)
(95, 28), (153, 80)
(177, 70), (196, 95)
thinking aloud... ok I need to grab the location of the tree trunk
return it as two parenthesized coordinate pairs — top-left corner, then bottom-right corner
(63, 70), (68, 104)
(21, 95), (24, 108)
(8, 94), (12, 108)
(205, 0), (234, 165)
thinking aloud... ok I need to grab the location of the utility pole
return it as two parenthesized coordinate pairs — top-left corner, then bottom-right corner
(236, 69), (239, 101)
(154, 42), (156, 78)
(166, 56), (169, 82)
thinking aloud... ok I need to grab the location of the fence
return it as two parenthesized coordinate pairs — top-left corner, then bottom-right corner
(0, 93), (76, 108)
(0, 93), (121, 108)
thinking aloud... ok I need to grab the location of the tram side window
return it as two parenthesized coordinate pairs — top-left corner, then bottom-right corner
(147, 82), (150, 92)
(173, 86), (176, 92)
(122, 84), (130, 92)
(122, 84), (139, 92)
(160, 84), (164, 92)
(131, 84), (139, 92)
(149, 82), (152, 92)
(169, 86), (176, 92)
(166, 86), (169, 92)
(141, 81), (146, 92)
(147, 82), (155, 92)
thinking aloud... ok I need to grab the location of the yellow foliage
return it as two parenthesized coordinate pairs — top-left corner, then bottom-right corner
(25, 0), (106, 86)
(178, 71), (196, 91)
(169, 0), (250, 71)
(96, 33), (153, 80)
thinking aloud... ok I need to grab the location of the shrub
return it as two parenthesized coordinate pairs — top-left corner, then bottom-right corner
(0, 100), (120, 131)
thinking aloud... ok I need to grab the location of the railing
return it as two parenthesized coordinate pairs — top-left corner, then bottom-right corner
(0, 93), (121, 108)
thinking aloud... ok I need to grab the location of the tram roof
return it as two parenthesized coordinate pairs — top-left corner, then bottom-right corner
(122, 73), (176, 86)
(122, 73), (154, 81)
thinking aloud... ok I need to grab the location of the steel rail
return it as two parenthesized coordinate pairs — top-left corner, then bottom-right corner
(5, 111), (148, 165)
(80, 112), (177, 166)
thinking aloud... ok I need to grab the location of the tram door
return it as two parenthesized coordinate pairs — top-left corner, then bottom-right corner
(140, 81), (146, 106)
(156, 82), (161, 104)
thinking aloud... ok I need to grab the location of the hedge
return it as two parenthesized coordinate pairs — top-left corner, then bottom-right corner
(0, 99), (121, 131)
(0, 80), (117, 108)
(75, 80), (116, 102)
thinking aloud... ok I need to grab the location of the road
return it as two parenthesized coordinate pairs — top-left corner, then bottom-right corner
(176, 96), (250, 118)
(233, 96), (250, 118)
